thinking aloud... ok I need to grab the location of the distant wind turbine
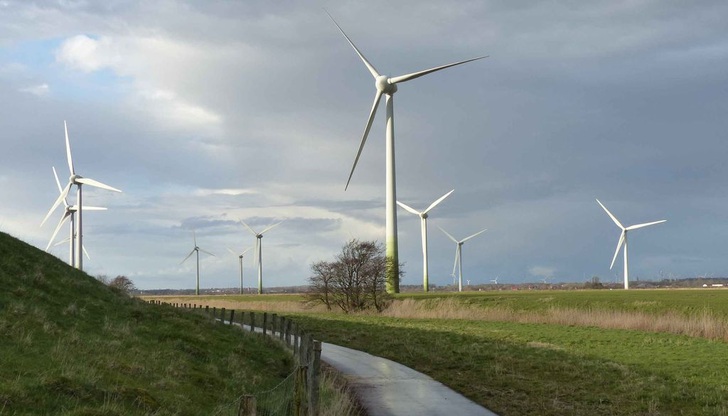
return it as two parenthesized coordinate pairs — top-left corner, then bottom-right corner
(43, 166), (106, 266)
(227, 247), (252, 295)
(181, 231), (214, 296)
(596, 199), (666, 290)
(41, 121), (121, 270)
(438, 226), (487, 292)
(240, 219), (284, 294)
(326, 10), (487, 294)
(490, 276), (499, 285)
(397, 189), (454, 292)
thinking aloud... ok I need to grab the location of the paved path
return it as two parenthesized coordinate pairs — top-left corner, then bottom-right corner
(321, 342), (497, 416)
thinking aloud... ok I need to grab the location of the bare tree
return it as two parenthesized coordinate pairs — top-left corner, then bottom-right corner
(307, 239), (401, 313)
(108, 275), (136, 295)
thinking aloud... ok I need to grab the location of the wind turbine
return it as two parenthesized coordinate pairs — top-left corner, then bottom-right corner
(181, 231), (214, 296)
(596, 199), (666, 290)
(438, 226), (487, 292)
(41, 121), (121, 271)
(42, 166), (106, 266)
(490, 276), (499, 285)
(240, 219), (284, 294)
(227, 247), (252, 295)
(397, 189), (454, 292)
(326, 11), (487, 294)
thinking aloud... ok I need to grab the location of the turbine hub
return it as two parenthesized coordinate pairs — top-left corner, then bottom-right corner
(69, 174), (81, 184)
(376, 75), (397, 95)
(421, 213), (429, 219)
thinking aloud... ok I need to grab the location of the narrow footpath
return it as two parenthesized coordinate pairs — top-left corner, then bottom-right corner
(321, 342), (497, 416)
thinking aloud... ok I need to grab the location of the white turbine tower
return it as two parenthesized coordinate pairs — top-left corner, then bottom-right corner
(227, 247), (252, 295)
(397, 189), (454, 292)
(181, 231), (214, 296)
(240, 219), (284, 295)
(438, 226), (487, 292)
(326, 11), (487, 294)
(596, 199), (666, 290)
(42, 166), (106, 266)
(41, 121), (121, 271)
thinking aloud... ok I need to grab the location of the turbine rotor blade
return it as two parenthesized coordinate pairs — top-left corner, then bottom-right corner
(452, 247), (460, 277)
(462, 228), (487, 243)
(52, 166), (64, 194)
(239, 219), (258, 236)
(324, 10), (380, 79)
(396, 201), (421, 216)
(626, 220), (667, 231)
(64, 121), (75, 175)
(46, 212), (72, 251)
(241, 247), (252, 255)
(345, 90), (383, 190)
(82, 245), (90, 260)
(227, 247), (237, 256)
(596, 199), (624, 230)
(41, 183), (71, 227)
(389, 56), (488, 85)
(437, 225), (458, 243)
(423, 189), (454, 215)
(610, 231), (626, 270)
(79, 206), (106, 211)
(199, 248), (215, 257)
(260, 220), (284, 235)
(181, 249), (196, 264)
(76, 177), (121, 192)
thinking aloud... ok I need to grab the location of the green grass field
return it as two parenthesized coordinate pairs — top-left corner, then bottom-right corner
(0, 232), (294, 415)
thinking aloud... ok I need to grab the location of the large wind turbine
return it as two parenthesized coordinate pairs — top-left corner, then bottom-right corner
(181, 231), (214, 296)
(438, 226), (487, 292)
(397, 189), (454, 292)
(42, 121), (121, 271)
(596, 199), (666, 290)
(42, 166), (106, 266)
(240, 219), (283, 294)
(327, 11), (487, 294)
(227, 247), (252, 295)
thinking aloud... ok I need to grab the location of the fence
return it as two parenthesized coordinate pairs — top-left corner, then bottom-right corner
(147, 300), (321, 416)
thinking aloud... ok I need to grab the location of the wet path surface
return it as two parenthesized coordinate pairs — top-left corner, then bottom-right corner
(321, 342), (497, 416)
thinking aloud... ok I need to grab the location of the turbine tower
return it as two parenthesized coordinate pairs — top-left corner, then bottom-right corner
(240, 219), (283, 294)
(42, 166), (106, 266)
(327, 11), (487, 294)
(181, 231), (214, 296)
(438, 226), (487, 292)
(42, 121), (121, 271)
(228, 247), (252, 295)
(596, 199), (666, 290)
(397, 189), (454, 292)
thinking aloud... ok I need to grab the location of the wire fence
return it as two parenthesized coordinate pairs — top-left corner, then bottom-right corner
(149, 300), (322, 416)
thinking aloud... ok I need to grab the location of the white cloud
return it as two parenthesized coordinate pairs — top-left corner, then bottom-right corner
(55, 34), (118, 73)
(19, 83), (50, 96)
(529, 266), (556, 279)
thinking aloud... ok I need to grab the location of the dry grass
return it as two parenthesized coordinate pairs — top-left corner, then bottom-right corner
(380, 298), (728, 341)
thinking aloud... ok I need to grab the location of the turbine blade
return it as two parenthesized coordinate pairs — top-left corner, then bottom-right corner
(389, 56), (488, 84)
(76, 177), (121, 192)
(193, 230), (197, 246)
(423, 189), (454, 214)
(181, 249), (196, 264)
(227, 247), (237, 256)
(437, 225), (459, 243)
(610, 231), (626, 270)
(462, 228), (487, 243)
(52, 166), (63, 194)
(596, 199), (624, 230)
(260, 220), (284, 235)
(41, 183), (71, 227)
(626, 220), (667, 231)
(199, 248), (215, 257)
(64, 121), (75, 175)
(452, 247), (460, 277)
(346, 90), (383, 190)
(239, 219), (258, 236)
(82, 245), (90, 260)
(81, 206), (107, 211)
(324, 10), (380, 79)
(396, 201), (421, 216)
(46, 212), (71, 251)
(241, 247), (252, 255)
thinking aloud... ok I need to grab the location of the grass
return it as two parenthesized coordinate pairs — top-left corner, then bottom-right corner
(0, 231), (295, 415)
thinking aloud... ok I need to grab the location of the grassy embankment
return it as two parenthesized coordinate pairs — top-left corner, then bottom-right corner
(0, 231), (312, 415)
(163, 290), (728, 415)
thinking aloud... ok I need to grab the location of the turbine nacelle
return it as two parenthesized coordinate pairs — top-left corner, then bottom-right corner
(376, 75), (398, 95)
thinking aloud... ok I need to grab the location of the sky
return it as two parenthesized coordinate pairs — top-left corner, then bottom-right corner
(1, 0), (728, 290)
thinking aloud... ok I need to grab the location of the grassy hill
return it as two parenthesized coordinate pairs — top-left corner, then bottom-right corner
(0, 231), (292, 415)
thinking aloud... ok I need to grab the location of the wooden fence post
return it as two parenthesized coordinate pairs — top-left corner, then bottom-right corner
(293, 324), (299, 355)
(308, 340), (321, 416)
(293, 366), (308, 416)
(238, 394), (256, 416)
(205, 305), (209, 315)
(213, 307), (217, 318)
(285, 319), (292, 347)
(250, 312), (255, 332)
(262, 313), (268, 336)
(279, 318), (285, 341)
(229, 309), (235, 325)
(272, 314), (278, 336)
(221, 308), (226, 323)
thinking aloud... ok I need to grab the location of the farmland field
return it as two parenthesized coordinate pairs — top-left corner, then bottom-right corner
(157, 289), (728, 415)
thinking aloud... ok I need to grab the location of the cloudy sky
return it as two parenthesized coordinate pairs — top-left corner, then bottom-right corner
(1, 0), (727, 290)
